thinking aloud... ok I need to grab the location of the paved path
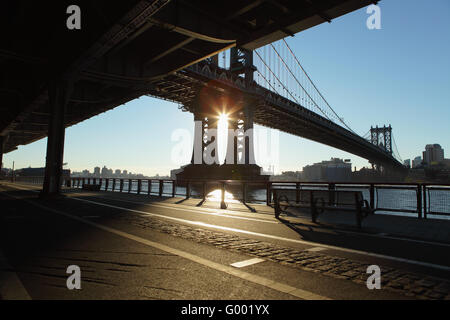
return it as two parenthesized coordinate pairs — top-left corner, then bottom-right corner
(1, 182), (450, 300)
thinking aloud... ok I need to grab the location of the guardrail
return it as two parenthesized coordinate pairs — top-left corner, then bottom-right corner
(8, 176), (450, 219)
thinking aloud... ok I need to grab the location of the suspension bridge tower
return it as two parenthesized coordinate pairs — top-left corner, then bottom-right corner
(175, 47), (269, 186)
(370, 125), (392, 154)
(369, 125), (393, 172)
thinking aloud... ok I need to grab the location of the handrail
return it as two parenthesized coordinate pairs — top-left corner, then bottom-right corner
(8, 176), (450, 219)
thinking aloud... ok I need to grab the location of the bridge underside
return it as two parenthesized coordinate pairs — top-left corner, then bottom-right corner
(1, 0), (377, 154)
(0, 0), (390, 193)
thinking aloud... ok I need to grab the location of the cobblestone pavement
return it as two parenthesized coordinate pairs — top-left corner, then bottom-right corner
(114, 211), (450, 300)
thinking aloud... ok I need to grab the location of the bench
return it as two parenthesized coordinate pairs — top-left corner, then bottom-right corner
(82, 183), (101, 191)
(271, 188), (374, 228)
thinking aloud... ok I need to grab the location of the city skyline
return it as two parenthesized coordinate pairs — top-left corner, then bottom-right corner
(2, 1), (450, 176)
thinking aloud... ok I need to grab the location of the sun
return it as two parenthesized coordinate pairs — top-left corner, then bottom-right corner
(218, 113), (228, 123)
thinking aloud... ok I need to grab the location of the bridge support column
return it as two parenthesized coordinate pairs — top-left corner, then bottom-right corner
(244, 105), (255, 165)
(41, 78), (73, 196)
(0, 135), (5, 175)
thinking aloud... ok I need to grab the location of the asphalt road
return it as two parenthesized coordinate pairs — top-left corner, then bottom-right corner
(1, 182), (449, 300)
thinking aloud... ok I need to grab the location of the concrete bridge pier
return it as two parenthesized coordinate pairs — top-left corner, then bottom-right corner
(0, 135), (6, 175)
(41, 78), (73, 197)
(243, 105), (255, 165)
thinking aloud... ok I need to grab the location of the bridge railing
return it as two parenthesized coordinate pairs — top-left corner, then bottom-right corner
(7, 176), (450, 220)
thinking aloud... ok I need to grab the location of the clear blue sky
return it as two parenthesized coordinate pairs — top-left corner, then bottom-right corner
(3, 0), (450, 176)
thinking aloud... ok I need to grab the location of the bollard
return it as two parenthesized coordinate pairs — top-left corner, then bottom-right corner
(202, 182), (206, 201)
(220, 182), (227, 209)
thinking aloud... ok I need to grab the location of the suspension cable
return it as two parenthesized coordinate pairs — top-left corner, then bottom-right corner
(270, 43), (333, 122)
(254, 49), (299, 104)
(282, 39), (356, 133)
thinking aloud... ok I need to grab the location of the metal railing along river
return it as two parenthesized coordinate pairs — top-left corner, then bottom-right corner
(8, 176), (450, 220)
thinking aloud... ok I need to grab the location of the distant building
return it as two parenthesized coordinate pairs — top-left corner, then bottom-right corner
(115, 169), (121, 176)
(123, 170), (128, 176)
(303, 158), (352, 182)
(101, 166), (113, 177)
(14, 167), (70, 178)
(270, 171), (302, 181)
(412, 156), (422, 168)
(403, 159), (411, 168)
(94, 166), (101, 177)
(422, 144), (444, 165)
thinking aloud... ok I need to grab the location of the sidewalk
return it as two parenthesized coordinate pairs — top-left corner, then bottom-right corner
(4, 181), (450, 245)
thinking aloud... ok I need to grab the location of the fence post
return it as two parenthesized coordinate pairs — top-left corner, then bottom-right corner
(112, 178), (116, 192)
(186, 181), (190, 199)
(120, 179), (124, 192)
(202, 182), (206, 201)
(296, 182), (300, 204)
(266, 182), (272, 205)
(128, 179), (132, 193)
(274, 189), (280, 218)
(369, 184), (375, 209)
(148, 179), (152, 195)
(172, 180), (176, 197)
(417, 184), (422, 219)
(328, 183), (336, 205)
(99, 178), (102, 189)
(105, 178), (109, 191)
(137, 179), (142, 194)
(159, 180), (163, 197)
(422, 184), (427, 219)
